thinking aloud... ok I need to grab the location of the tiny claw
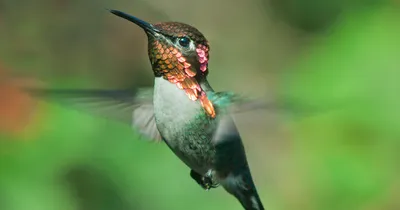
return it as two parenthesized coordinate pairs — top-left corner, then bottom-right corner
(190, 169), (219, 191)
(201, 169), (220, 190)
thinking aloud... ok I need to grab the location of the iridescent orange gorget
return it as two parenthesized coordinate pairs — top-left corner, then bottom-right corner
(148, 22), (216, 118)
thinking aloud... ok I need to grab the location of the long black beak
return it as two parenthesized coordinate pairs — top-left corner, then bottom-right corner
(109, 9), (160, 35)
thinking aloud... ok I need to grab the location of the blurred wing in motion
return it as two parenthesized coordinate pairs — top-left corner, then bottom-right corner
(211, 91), (340, 141)
(218, 91), (338, 119)
(210, 91), (288, 118)
(23, 88), (329, 142)
(24, 87), (162, 142)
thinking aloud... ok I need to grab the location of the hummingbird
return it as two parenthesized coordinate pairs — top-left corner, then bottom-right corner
(25, 9), (269, 210)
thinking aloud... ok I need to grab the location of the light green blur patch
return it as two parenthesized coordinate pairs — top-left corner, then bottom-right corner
(279, 5), (400, 210)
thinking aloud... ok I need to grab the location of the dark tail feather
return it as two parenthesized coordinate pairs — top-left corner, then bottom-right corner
(220, 171), (265, 210)
(234, 188), (264, 210)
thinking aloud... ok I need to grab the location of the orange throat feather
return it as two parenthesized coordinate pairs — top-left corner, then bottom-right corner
(152, 41), (215, 118)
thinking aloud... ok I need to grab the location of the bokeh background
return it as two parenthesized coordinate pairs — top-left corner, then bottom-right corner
(0, 0), (399, 209)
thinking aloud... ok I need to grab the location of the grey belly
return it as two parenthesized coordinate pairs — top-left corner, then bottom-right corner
(152, 77), (218, 174)
(157, 120), (217, 175)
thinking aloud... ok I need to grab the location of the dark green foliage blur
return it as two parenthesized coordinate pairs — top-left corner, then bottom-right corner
(0, 0), (399, 210)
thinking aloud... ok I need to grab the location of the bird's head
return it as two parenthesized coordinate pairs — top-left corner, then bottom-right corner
(110, 9), (215, 118)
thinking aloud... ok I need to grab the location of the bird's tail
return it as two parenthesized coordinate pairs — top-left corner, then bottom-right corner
(234, 189), (264, 210)
(220, 171), (265, 210)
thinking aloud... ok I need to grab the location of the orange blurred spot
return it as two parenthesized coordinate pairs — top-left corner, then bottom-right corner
(0, 66), (44, 137)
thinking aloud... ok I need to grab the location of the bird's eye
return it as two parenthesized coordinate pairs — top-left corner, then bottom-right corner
(178, 37), (190, 47)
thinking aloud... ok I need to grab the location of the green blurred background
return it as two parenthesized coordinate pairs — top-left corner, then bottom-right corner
(0, 0), (399, 209)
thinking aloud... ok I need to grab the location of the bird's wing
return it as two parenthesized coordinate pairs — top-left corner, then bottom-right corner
(25, 87), (162, 142)
(211, 91), (329, 118)
(208, 91), (281, 114)
(209, 90), (324, 144)
(209, 91), (269, 147)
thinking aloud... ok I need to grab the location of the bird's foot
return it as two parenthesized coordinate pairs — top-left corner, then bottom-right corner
(202, 169), (220, 190)
(190, 169), (220, 191)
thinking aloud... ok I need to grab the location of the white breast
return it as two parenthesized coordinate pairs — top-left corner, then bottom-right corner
(153, 77), (202, 138)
